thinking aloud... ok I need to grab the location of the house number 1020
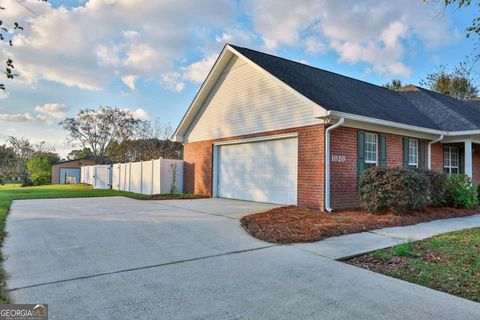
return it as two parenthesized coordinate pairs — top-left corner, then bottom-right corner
(331, 155), (346, 162)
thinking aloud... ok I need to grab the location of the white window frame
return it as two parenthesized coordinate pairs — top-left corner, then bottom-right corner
(364, 132), (378, 165)
(408, 138), (418, 168)
(444, 146), (459, 174)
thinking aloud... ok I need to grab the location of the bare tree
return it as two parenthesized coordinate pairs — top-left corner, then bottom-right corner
(60, 107), (141, 164)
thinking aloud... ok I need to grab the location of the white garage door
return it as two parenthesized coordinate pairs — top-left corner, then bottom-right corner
(217, 137), (298, 205)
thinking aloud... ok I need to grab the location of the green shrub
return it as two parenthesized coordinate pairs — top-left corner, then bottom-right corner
(359, 167), (430, 215)
(445, 174), (478, 208)
(415, 169), (448, 207)
(26, 155), (56, 186)
(30, 173), (51, 186)
(21, 179), (34, 187)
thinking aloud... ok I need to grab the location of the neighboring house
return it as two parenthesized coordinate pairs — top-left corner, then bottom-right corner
(51, 159), (94, 184)
(173, 44), (480, 211)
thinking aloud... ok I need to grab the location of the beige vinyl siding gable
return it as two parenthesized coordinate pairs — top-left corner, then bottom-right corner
(184, 55), (322, 142)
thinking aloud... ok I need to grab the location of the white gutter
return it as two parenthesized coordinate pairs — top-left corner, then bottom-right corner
(328, 111), (446, 136)
(325, 117), (345, 213)
(427, 134), (444, 169)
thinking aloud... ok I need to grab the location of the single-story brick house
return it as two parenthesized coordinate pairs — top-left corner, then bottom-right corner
(173, 44), (480, 211)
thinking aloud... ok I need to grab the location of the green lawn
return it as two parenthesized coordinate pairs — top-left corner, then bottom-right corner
(349, 228), (480, 302)
(0, 183), (149, 304)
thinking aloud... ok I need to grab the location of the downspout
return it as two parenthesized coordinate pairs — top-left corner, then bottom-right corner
(325, 117), (345, 212)
(428, 134), (444, 169)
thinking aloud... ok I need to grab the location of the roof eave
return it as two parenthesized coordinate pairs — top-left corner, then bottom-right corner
(328, 110), (446, 135)
(171, 44), (234, 142)
(446, 129), (480, 136)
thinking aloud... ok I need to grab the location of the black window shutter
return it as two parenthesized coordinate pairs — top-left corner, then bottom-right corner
(403, 137), (409, 168)
(459, 148), (465, 174)
(419, 141), (425, 169)
(357, 131), (365, 179)
(379, 134), (387, 168)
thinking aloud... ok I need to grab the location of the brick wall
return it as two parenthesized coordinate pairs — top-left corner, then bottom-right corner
(386, 134), (404, 168)
(473, 145), (480, 186)
(183, 124), (326, 210)
(329, 127), (358, 209)
(431, 143), (443, 172)
(330, 127), (438, 209)
(183, 140), (213, 196)
(183, 123), (479, 211)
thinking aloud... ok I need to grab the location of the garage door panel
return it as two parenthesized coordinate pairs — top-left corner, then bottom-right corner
(217, 137), (298, 205)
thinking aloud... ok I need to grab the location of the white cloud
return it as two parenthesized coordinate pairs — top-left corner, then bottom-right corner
(245, 0), (454, 76)
(305, 37), (326, 55)
(3, 0), (235, 90)
(0, 113), (37, 122)
(160, 72), (185, 92)
(121, 108), (150, 121)
(181, 55), (217, 83)
(160, 54), (218, 92)
(0, 103), (68, 123)
(295, 59), (310, 65)
(131, 108), (150, 121)
(0, 0), (458, 92)
(215, 29), (256, 47)
(121, 75), (138, 90)
(35, 103), (69, 119)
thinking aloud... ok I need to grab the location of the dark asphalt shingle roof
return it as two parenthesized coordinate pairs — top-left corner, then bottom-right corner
(230, 44), (480, 132)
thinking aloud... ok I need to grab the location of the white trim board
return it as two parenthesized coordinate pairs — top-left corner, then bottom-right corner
(213, 133), (299, 146)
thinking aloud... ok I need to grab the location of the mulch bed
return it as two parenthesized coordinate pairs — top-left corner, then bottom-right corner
(141, 194), (208, 200)
(240, 205), (480, 244)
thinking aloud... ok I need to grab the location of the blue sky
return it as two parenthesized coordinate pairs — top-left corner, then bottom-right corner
(0, 0), (477, 156)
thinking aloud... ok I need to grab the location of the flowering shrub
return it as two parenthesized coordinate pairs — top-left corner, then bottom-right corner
(445, 174), (478, 208)
(359, 167), (429, 215)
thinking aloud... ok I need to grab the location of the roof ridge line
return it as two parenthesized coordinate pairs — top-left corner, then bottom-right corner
(228, 44), (395, 93)
(417, 91), (477, 129)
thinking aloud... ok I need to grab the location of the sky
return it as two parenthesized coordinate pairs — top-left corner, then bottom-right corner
(0, 0), (477, 157)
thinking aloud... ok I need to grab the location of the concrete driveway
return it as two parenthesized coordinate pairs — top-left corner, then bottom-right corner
(4, 197), (480, 319)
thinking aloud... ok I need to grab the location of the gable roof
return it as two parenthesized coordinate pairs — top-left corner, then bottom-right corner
(229, 45), (440, 130)
(174, 44), (480, 141)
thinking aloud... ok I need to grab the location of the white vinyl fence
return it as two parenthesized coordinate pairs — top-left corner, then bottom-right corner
(81, 158), (183, 195)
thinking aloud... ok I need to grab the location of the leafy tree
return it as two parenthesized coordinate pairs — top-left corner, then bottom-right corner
(67, 147), (94, 160)
(6, 136), (35, 185)
(60, 107), (142, 164)
(6, 137), (57, 186)
(107, 139), (183, 163)
(0, 144), (16, 184)
(26, 152), (59, 186)
(107, 120), (182, 162)
(419, 62), (479, 100)
(382, 79), (403, 90)
(0, 0), (47, 91)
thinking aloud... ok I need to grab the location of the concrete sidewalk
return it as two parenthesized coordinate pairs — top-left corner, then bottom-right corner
(296, 214), (480, 260)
